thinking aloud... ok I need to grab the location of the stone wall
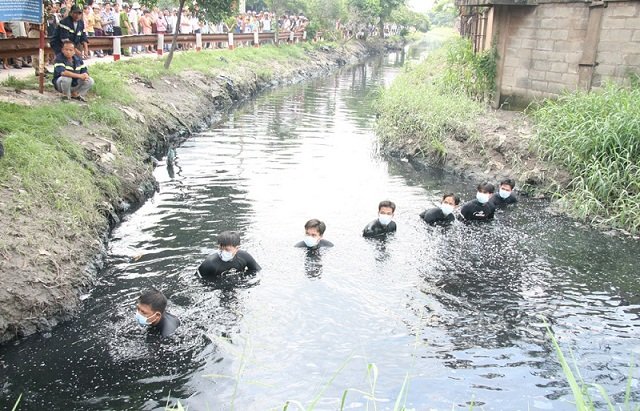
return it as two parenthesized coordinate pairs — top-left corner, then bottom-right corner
(594, 2), (640, 87)
(494, 1), (640, 108)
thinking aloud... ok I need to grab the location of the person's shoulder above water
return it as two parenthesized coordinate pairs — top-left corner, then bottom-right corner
(295, 218), (333, 248)
(420, 193), (459, 225)
(197, 231), (261, 277)
(363, 200), (397, 237)
(490, 178), (518, 207)
(135, 288), (180, 338)
(294, 238), (334, 248)
(460, 182), (496, 221)
(155, 311), (180, 337)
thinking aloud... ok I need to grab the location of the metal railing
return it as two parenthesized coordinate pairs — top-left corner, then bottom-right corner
(0, 30), (311, 59)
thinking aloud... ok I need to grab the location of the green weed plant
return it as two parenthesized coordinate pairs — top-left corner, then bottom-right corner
(531, 83), (640, 233)
(374, 36), (484, 160)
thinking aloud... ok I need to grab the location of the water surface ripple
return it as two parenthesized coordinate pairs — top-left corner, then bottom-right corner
(1, 43), (639, 411)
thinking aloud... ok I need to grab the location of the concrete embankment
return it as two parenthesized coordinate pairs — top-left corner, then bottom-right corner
(0, 39), (397, 343)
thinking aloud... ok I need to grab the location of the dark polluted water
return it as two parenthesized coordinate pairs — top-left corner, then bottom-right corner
(1, 41), (640, 411)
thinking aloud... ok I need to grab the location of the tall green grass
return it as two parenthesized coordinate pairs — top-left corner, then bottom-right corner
(440, 37), (497, 101)
(531, 83), (640, 233)
(543, 320), (639, 411)
(374, 35), (485, 160)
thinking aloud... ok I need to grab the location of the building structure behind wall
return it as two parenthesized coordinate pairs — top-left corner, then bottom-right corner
(455, 0), (640, 108)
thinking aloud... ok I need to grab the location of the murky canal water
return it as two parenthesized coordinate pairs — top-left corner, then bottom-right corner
(1, 39), (639, 410)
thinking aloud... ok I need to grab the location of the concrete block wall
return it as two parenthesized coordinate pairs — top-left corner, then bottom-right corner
(498, 3), (589, 106)
(496, 1), (640, 107)
(594, 2), (640, 87)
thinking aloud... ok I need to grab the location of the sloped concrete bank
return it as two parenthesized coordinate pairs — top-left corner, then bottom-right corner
(0, 40), (390, 343)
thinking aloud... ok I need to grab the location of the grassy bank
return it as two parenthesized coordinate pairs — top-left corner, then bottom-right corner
(375, 31), (639, 234)
(0, 42), (335, 233)
(530, 84), (640, 233)
(0, 40), (360, 343)
(374, 33), (486, 162)
(376, 31), (493, 162)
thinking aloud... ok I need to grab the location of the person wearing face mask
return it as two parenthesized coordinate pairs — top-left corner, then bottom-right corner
(294, 219), (334, 249)
(363, 200), (397, 237)
(420, 193), (460, 226)
(135, 289), (180, 337)
(197, 231), (261, 277)
(460, 182), (497, 222)
(490, 178), (518, 207)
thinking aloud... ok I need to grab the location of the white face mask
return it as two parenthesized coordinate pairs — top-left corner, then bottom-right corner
(439, 203), (454, 216)
(135, 311), (152, 327)
(378, 214), (393, 226)
(219, 250), (234, 262)
(476, 192), (491, 204)
(499, 189), (511, 199)
(303, 235), (319, 248)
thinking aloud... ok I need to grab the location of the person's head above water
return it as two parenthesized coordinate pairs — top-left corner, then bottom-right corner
(476, 182), (495, 204)
(304, 219), (326, 247)
(498, 178), (516, 198)
(377, 200), (395, 226)
(440, 193), (460, 215)
(217, 230), (241, 262)
(136, 288), (167, 327)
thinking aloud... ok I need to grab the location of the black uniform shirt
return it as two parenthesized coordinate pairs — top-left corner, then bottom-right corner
(294, 239), (334, 249)
(197, 250), (261, 277)
(490, 193), (518, 207)
(460, 199), (496, 221)
(150, 312), (180, 337)
(420, 207), (455, 226)
(362, 219), (397, 237)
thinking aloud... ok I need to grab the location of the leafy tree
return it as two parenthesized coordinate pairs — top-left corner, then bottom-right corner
(390, 5), (430, 33)
(427, 0), (456, 27)
(348, 0), (405, 38)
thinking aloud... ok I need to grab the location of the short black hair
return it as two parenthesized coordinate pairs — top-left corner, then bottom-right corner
(138, 289), (167, 313)
(378, 200), (396, 212)
(217, 231), (241, 247)
(500, 178), (516, 190)
(304, 219), (326, 235)
(477, 182), (495, 194)
(442, 193), (460, 205)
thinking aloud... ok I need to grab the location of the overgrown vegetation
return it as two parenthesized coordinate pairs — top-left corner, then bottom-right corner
(531, 83), (640, 233)
(374, 32), (488, 161)
(441, 37), (497, 101)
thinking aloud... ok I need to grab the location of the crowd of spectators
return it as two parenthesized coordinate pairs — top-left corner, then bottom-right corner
(0, 1), (312, 72)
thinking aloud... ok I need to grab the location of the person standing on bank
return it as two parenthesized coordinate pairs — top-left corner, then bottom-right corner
(135, 289), (180, 337)
(52, 41), (94, 101)
(363, 200), (397, 237)
(50, 5), (89, 56)
(198, 231), (261, 278)
(420, 193), (460, 226)
(490, 178), (518, 207)
(460, 182), (497, 222)
(294, 219), (334, 249)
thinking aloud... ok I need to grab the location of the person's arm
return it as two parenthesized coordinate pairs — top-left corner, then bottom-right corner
(243, 251), (261, 272)
(197, 256), (219, 277)
(459, 203), (472, 220)
(362, 220), (376, 237)
(58, 20), (72, 43)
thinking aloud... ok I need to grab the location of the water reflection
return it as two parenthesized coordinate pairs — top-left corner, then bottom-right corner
(1, 37), (639, 411)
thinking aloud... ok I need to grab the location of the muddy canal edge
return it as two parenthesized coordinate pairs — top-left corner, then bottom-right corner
(0, 40), (401, 343)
